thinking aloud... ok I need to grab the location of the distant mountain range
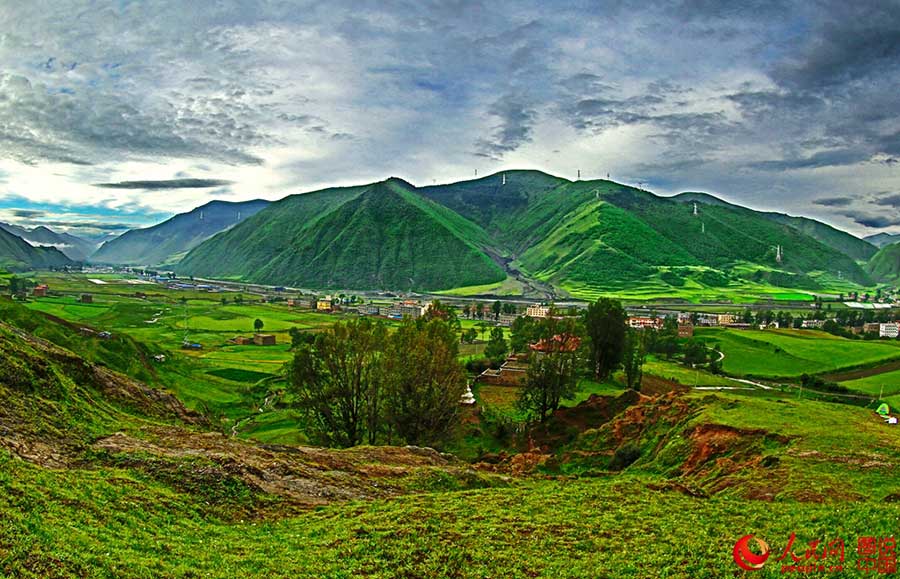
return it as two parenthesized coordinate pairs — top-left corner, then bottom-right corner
(91, 199), (270, 267)
(0, 227), (73, 271)
(4, 170), (889, 295)
(864, 232), (900, 249)
(169, 171), (876, 294)
(0, 223), (95, 261)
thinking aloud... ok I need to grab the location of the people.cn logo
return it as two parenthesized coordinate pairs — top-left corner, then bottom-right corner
(734, 534), (771, 571)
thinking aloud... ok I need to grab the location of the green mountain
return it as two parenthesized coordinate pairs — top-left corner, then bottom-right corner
(0, 227), (73, 271)
(177, 179), (505, 291)
(175, 171), (873, 295)
(92, 199), (269, 267)
(866, 242), (900, 282)
(865, 232), (900, 249)
(0, 223), (95, 261)
(674, 192), (877, 261)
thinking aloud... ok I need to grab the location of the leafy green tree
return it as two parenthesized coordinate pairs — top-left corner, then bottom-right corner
(484, 327), (508, 364)
(289, 327), (316, 349)
(583, 298), (626, 380)
(461, 328), (478, 344)
(254, 318), (264, 333)
(509, 315), (540, 352)
(382, 319), (466, 446)
(682, 339), (709, 367)
(654, 317), (681, 359)
(288, 318), (386, 447)
(518, 319), (580, 422)
(492, 300), (502, 320)
(476, 321), (489, 341)
(622, 328), (646, 390)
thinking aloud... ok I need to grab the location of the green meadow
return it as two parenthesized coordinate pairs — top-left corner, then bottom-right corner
(694, 327), (900, 378)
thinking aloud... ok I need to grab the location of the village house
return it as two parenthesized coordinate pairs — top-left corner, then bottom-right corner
(529, 334), (582, 353)
(801, 319), (826, 329)
(497, 313), (519, 327)
(80, 293), (93, 304)
(474, 354), (528, 387)
(32, 284), (48, 297)
(880, 323), (899, 339)
(717, 313), (737, 326)
(525, 304), (550, 318)
(677, 324), (694, 338)
(253, 334), (277, 346)
(362, 304), (381, 316)
(628, 316), (663, 330)
(316, 296), (333, 312)
(863, 322), (881, 334)
(230, 336), (253, 345)
(398, 301), (428, 319)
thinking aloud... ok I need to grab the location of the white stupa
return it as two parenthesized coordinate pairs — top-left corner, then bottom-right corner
(460, 383), (476, 405)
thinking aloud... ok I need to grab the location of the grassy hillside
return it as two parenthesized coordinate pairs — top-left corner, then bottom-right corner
(176, 171), (874, 297)
(866, 241), (900, 282)
(92, 199), (269, 267)
(605, 186), (870, 285)
(675, 192), (877, 261)
(0, 227), (73, 271)
(179, 179), (505, 291)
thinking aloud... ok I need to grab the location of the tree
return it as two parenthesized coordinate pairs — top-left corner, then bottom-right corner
(289, 327), (316, 349)
(682, 339), (709, 367)
(382, 318), (466, 446)
(221, 296), (228, 305)
(254, 318), (264, 334)
(476, 321), (489, 342)
(288, 318), (386, 447)
(509, 316), (537, 352)
(653, 317), (681, 360)
(484, 326), (508, 364)
(583, 298), (626, 380)
(462, 304), (471, 319)
(492, 300), (502, 320)
(621, 328), (646, 390)
(461, 328), (478, 344)
(518, 319), (579, 422)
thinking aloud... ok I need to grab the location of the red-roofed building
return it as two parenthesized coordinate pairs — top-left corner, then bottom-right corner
(529, 334), (582, 353)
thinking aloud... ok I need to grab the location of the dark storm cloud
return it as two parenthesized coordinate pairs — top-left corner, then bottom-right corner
(772, 2), (900, 91)
(750, 149), (873, 171)
(474, 96), (538, 159)
(11, 209), (47, 218)
(837, 209), (900, 229)
(93, 179), (234, 190)
(812, 196), (855, 208)
(872, 193), (900, 209)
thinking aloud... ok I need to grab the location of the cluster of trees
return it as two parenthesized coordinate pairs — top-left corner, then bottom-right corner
(6, 276), (33, 296)
(288, 317), (466, 448)
(462, 300), (518, 320)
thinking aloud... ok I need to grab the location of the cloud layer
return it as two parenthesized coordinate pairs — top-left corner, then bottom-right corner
(0, 0), (898, 236)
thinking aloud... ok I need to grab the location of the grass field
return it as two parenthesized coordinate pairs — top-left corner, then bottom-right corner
(695, 328), (900, 378)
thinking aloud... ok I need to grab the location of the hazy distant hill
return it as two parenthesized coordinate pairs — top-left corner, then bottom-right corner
(177, 179), (505, 290)
(92, 199), (269, 267)
(0, 223), (95, 261)
(673, 192), (877, 262)
(174, 171), (873, 294)
(865, 232), (900, 249)
(867, 242), (900, 282)
(0, 227), (73, 271)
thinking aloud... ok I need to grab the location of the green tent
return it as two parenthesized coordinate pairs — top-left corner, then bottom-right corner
(877, 403), (890, 416)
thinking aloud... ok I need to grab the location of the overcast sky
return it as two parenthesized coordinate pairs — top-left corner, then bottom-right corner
(0, 0), (898, 238)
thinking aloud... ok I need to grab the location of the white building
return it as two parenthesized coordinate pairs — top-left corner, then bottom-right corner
(801, 319), (825, 329)
(880, 323), (899, 338)
(526, 305), (550, 318)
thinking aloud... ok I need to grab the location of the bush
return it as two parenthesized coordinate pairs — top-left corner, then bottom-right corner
(609, 442), (641, 471)
(465, 358), (491, 374)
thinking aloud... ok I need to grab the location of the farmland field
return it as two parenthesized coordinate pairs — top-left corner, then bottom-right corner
(694, 327), (900, 378)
